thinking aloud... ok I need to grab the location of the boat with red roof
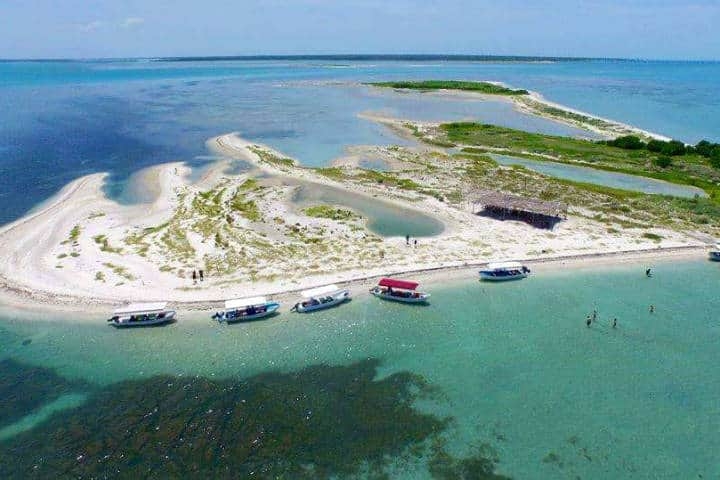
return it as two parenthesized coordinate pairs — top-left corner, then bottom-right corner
(370, 278), (430, 304)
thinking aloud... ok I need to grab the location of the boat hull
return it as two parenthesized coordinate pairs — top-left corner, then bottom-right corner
(479, 271), (528, 281)
(370, 287), (430, 304)
(295, 290), (351, 313)
(111, 311), (176, 328)
(219, 303), (280, 323)
(709, 251), (720, 261)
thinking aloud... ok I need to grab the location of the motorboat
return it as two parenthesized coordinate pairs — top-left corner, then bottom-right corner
(292, 284), (351, 313)
(370, 278), (430, 304)
(479, 262), (530, 281)
(212, 296), (280, 323)
(709, 245), (720, 261)
(107, 302), (176, 327)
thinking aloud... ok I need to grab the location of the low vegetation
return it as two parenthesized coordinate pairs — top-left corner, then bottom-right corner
(93, 234), (123, 254)
(369, 80), (529, 96)
(435, 122), (720, 199)
(248, 146), (295, 167)
(303, 205), (360, 221)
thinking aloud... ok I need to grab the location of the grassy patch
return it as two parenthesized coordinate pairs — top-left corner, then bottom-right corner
(61, 225), (82, 245)
(315, 167), (347, 180)
(192, 188), (225, 218)
(303, 204), (360, 221)
(102, 262), (135, 281)
(248, 146), (295, 167)
(437, 122), (718, 199)
(230, 189), (262, 221)
(93, 234), (123, 254)
(642, 232), (663, 241)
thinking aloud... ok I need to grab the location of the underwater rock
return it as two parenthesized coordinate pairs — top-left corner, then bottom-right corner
(0, 359), (87, 428)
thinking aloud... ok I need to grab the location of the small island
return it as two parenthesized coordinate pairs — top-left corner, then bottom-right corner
(0, 80), (715, 311)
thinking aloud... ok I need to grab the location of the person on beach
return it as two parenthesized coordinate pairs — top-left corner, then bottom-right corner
(414, 239), (418, 248)
(612, 318), (617, 328)
(192, 270), (197, 284)
(199, 269), (204, 281)
(405, 234), (410, 246)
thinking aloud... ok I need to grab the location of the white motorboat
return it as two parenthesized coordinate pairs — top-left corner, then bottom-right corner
(479, 262), (530, 281)
(370, 278), (430, 304)
(292, 284), (351, 313)
(108, 302), (176, 328)
(212, 296), (280, 323)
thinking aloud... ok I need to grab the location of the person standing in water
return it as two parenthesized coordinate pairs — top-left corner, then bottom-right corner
(612, 318), (617, 328)
(586, 315), (592, 327)
(649, 305), (655, 313)
(646, 268), (652, 277)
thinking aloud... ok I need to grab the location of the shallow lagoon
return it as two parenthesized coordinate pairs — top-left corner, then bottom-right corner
(1, 259), (719, 478)
(291, 181), (445, 238)
(489, 153), (708, 198)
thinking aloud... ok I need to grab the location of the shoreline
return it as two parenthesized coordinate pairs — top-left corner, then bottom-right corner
(363, 82), (672, 141)
(0, 241), (707, 318)
(0, 82), (709, 319)
(0, 131), (709, 317)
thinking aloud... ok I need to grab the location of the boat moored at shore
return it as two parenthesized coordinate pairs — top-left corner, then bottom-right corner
(212, 297), (280, 323)
(370, 278), (430, 304)
(709, 245), (720, 261)
(292, 284), (351, 313)
(479, 262), (531, 281)
(107, 302), (176, 327)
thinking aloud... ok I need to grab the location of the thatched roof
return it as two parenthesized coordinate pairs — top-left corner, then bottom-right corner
(473, 191), (567, 218)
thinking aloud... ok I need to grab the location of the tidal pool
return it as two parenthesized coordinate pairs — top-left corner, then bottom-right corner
(291, 182), (445, 238)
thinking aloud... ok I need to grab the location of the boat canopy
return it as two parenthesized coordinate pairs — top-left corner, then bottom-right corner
(378, 278), (419, 290)
(224, 297), (267, 310)
(301, 284), (340, 298)
(113, 302), (167, 315)
(486, 262), (524, 271)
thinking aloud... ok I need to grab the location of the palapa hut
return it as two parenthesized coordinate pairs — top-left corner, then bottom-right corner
(472, 191), (567, 230)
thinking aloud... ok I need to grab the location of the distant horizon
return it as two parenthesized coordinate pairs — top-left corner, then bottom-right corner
(1, 53), (719, 63)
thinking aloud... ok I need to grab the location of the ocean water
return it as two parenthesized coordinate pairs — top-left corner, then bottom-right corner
(2, 58), (719, 225)
(1, 259), (719, 478)
(2, 57), (720, 478)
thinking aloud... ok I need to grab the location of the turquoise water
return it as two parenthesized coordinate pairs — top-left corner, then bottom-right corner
(2, 57), (720, 478)
(489, 154), (708, 198)
(1, 260), (719, 478)
(291, 182), (445, 237)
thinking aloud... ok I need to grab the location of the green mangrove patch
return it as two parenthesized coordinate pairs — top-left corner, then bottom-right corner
(369, 80), (528, 96)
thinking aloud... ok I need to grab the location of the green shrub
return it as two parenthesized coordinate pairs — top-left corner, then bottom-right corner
(607, 135), (644, 150)
(652, 156), (672, 168)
